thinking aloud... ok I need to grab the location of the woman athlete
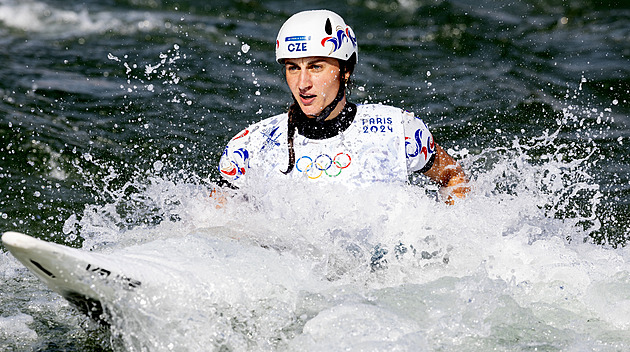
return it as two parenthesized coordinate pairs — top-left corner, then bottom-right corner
(218, 9), (469, 204)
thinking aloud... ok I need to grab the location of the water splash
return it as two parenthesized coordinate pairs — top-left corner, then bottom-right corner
(39, 106), (629, 350)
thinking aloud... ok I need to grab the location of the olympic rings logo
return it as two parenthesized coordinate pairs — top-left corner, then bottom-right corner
(295, 153), (352, 179)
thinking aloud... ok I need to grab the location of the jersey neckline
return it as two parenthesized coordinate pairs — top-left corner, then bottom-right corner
(295, 102), (357, 140)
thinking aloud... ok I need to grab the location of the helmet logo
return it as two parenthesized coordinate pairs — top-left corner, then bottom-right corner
(285, 36), (311, 53)
(320, 26), (356, 55)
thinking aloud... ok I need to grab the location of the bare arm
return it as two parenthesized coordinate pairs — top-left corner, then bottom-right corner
(423, 144), (470, 204)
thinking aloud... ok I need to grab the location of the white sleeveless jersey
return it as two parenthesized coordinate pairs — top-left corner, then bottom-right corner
(219, 104), (436, 188)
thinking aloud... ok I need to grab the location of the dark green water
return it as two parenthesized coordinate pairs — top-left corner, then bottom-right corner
(1, 0), (629, 350)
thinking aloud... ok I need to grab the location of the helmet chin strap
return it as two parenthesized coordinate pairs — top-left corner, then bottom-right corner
(312, 78), (346, 122)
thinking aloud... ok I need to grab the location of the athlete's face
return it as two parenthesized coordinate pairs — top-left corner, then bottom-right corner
(284, 57), (350, 119)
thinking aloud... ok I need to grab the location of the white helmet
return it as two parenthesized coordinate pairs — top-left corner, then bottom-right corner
(275, 10), (358, 64)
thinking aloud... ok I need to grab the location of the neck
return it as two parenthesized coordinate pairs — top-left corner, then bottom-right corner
(309, 97), (346, 121)
(295, 101), (357, 140)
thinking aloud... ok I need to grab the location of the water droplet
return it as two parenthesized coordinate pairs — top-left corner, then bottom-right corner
(153, 161), (164, 172)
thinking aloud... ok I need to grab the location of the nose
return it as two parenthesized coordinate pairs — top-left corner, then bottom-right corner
(298, 70), (312, 93)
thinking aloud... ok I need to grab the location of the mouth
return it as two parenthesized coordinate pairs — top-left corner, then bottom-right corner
(299, 93), (316, 105)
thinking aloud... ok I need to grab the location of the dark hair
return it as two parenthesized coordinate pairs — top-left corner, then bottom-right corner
(281, 56), (355, 174)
